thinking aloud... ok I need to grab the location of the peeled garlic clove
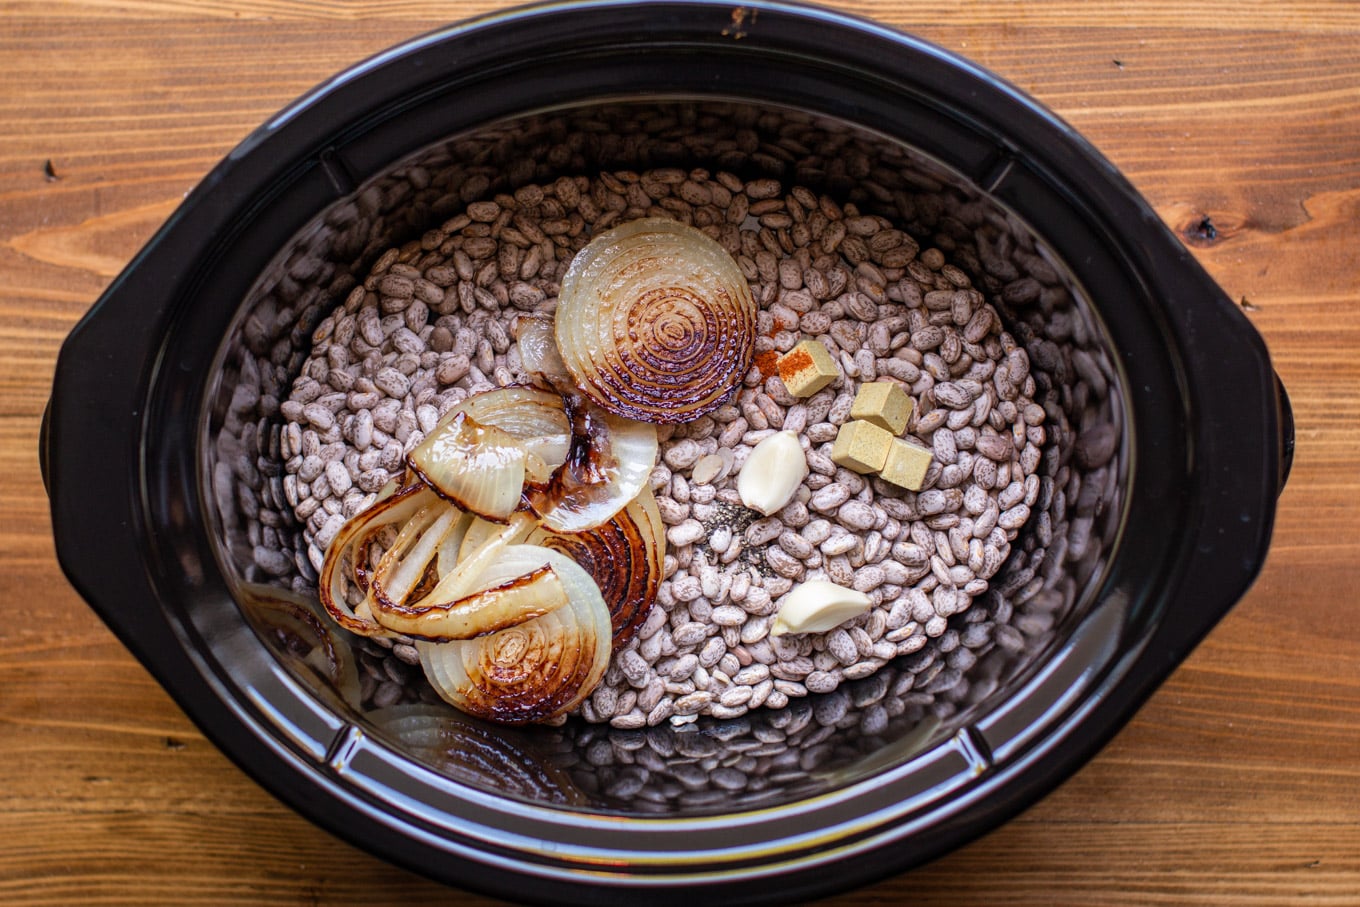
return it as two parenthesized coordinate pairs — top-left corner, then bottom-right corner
(737, 430), (808, 516)
(770, 579), (873, 637)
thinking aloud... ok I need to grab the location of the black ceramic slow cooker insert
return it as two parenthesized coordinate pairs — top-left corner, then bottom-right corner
(44, 2), (1293, 904)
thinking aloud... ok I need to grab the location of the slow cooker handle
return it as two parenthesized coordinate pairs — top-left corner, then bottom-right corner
(1273, 370), (1295, 495)
(1135, 300), (1293, 675)
(39, 399), (52, 497)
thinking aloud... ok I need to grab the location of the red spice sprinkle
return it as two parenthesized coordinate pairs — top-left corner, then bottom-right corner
(776, 347), (813, 383)
(755, 349), (780, 379)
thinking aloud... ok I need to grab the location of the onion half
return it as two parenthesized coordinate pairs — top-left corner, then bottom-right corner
(555, 217), (756, 423)
(529, 485), (664, 648)
(417, 546), (612, 725)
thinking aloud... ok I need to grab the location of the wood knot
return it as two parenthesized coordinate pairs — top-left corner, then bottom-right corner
(1189, 215), (1219, 242)
(1169, 205), (1246, 247)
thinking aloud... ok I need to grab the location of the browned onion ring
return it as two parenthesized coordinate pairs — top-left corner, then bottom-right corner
(555, 218), (755, 424)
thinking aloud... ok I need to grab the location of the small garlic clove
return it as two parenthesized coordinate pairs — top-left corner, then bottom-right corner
(770, 579), (872, 637)
(737, 430), (808, 516)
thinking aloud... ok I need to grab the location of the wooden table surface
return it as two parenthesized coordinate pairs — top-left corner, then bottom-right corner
(3, 1), (1358, 904)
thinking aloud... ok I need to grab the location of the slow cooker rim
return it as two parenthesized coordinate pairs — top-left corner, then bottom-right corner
(45, 2), (1286, 904)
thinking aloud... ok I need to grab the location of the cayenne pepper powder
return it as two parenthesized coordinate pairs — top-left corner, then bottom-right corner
(775, 346), (812, 383)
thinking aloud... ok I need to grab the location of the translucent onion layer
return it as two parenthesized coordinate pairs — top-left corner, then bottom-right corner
(515, 312), (572, 388)
(369, 512), (538, 640)
(406, 386), (572, 522)
(374, 548), (570, 641)
(318, 483), (440, 638)
(406, 412), (526, 522)
(525, 400), (658, 534)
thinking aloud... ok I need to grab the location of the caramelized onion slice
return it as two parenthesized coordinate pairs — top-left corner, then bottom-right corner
(528, 485), (665, 649)
(406, 411), (526, 522)
(459, 515), (508, 565)
(632, 480), (666, 578)
(370, 504), (461, 609)
(555, 217), (756, 423)
(398, 512), (536, 618)
(372, 562), (570, 641)
(457, 385), (572, 468)
(319, 483), (439, 637)
(527, 400), (658, 533)
(406, 386), (573, 522)
(417, 546), (611, 725)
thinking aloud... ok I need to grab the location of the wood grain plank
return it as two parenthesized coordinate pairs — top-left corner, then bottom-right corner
(2, 3), (1358, 905)
(0, 0), (1357, 32)
(0, 813), (500, 906)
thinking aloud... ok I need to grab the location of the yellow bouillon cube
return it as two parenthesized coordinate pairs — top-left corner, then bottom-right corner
(849, 381), (913, 435)
(777, 339), (839, 397)
(880, 437), (934, 491)
(831, 420), (893, 475)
